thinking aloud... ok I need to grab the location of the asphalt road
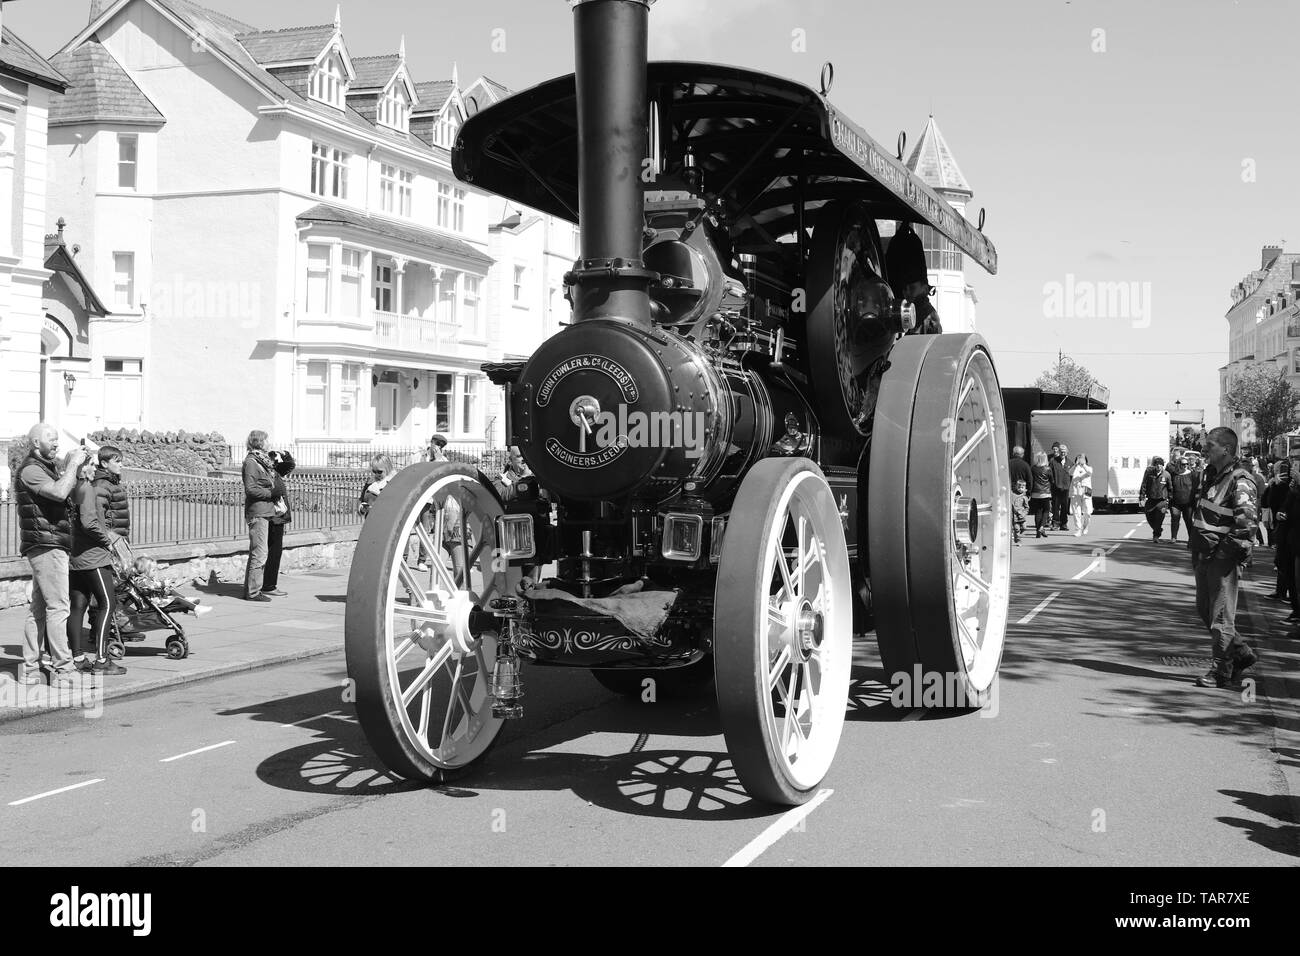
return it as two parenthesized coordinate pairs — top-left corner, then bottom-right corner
(3, 513), (1297, 866)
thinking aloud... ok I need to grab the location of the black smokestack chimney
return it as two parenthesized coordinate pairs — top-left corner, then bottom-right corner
(567, 0), (655, 328)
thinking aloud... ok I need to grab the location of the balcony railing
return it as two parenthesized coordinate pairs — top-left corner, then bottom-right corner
(373, 310), (459, 352)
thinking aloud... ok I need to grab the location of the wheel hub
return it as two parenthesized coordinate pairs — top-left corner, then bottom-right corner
(795, 599), (823, 661)
(418, 587), (479, 657)
(954, 494), (979, 548)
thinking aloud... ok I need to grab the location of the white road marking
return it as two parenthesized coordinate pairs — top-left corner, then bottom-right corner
(9, 778), (105, 806)
(1016, 591), (1061, 625)
(1071, 560), (1101, 581)
(901, 709), (925, 722)
(159, 740), (236, 763)
(1124, 528), (1136, 539)
(281, 711), (341, 728)
(1106, 543), (1122, 554)
(723, 788), (834, 867)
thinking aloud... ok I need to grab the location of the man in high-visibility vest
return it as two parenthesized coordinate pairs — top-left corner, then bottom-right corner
(1188, 426), (1260, 688)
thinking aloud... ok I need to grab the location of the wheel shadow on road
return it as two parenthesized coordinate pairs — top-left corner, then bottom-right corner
(219, 681), (784, 820)
(1216, 789), (1300, 858)
(219, 686), (424, 798)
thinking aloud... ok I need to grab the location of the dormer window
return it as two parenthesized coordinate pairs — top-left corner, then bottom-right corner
(433, 110), (460, 149)
(379, 82), (410, 132)
(310, 51), (346, 109)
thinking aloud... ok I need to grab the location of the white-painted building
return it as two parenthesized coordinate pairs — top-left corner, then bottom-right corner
(44, 0), (577, 456)
(0, 4), (72, 444)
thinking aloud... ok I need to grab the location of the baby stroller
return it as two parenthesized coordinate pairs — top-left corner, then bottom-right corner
(105, 551), (210, 661)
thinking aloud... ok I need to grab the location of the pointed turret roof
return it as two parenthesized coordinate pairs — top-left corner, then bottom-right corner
(905, 115), (972, 196)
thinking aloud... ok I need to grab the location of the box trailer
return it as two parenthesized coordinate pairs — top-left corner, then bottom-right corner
(1029, 409), (1170, 507)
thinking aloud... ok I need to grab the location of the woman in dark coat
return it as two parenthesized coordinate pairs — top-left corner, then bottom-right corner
(67, 446), (129, 675)
(1030, 452), (1053, 538)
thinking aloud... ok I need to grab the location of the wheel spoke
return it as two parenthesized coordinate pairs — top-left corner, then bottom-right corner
(781, 665), (798, 748)
(392, 633), (419, 664)
(796, 515), (807, 598)
(956, 375), (976, 416)
(952, 420), (990, 473)
(390, 602), (450, 625)
(439, 659), (465, 746)
(396, 562), (427, 602)
(417, 684), (433, 743)
(956, 613), (981, 663)
(768, 644), (792, 691)
(956, 562), (991, 597)
(401, 643), (453, 707)
(766, 600), (787, 631)
(414, 521), (458, 594)
(775, 528), (796, 600)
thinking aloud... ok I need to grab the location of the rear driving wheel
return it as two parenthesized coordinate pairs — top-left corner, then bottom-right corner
(869, 334), (1011, 704)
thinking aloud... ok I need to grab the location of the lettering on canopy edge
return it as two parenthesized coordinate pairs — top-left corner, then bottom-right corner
(826, 106), (997, 274)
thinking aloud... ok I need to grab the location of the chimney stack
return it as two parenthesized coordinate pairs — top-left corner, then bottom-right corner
(567, 0), (656, 329)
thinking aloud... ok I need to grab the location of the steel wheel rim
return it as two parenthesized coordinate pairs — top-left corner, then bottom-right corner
(758, 471), (850, 790)
(947, 349), (1010, 691)
(382, 473), (506, 769)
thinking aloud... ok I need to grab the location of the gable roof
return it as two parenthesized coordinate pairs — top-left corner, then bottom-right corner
(464, 75), (509, 110)
(905, 115), (972, 196)
(350, 54), (403, 92)
(44, 237), (110, 317)
(413, 80), (454, 115)
(0, 27), (70, 92)
(49, 38), (165, 127)
(236, 23), (335, 65)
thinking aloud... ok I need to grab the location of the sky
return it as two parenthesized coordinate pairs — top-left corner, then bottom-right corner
(10, 0), (1300, 423)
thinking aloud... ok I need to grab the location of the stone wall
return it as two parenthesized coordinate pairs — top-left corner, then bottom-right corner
(0, 528), (357, 610)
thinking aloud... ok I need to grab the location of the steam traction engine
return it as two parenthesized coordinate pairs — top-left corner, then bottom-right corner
(345, 0), (1011, 806)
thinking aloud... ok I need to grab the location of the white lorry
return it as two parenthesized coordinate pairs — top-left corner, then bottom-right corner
(1029, 409), (1171, 508)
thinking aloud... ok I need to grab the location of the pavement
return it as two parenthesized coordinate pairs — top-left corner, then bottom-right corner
(0, 568), (348, 722)
(0, 513), (1297, 868)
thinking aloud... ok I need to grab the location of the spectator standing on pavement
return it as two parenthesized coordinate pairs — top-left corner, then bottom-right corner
(1270, 461), (1295, 605)
(1009, 445), (1032, 495)
(1011, 479), (1028, 546)
(15, 423), (87, 686)
(1140, 456), (1171, 542)
(1069, 453), (1093, 536)
(1049, 442), (1072, 531)
(67, 445), (130, 675)
(262, 449), (296, 598)
(1030, 452), (1053, 538)
(1188, 426), (1259, 688)
(1283, 468), (1300, 625)
(241, 430), (279, 602)
(494, 446), (533, 502)
(1167, 453), (1200, 544)
(359, 454), (394, 518)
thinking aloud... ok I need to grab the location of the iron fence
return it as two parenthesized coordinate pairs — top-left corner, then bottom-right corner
(226, 441), (491, 470)
(1, 475), (362, 558)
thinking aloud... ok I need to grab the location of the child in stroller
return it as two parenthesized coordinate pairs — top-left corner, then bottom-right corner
(108, 556), (210, 661)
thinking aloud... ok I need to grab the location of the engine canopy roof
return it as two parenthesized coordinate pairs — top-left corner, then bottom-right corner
(453, 61), (997, 275)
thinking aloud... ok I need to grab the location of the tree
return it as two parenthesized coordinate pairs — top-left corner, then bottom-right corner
(1224, 364), (1300, 451)
(1032, 354), (1105, 399)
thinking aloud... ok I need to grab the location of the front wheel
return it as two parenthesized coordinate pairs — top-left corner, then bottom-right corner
(714, 457), (852, 806)
(345, 463), (519, 783)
